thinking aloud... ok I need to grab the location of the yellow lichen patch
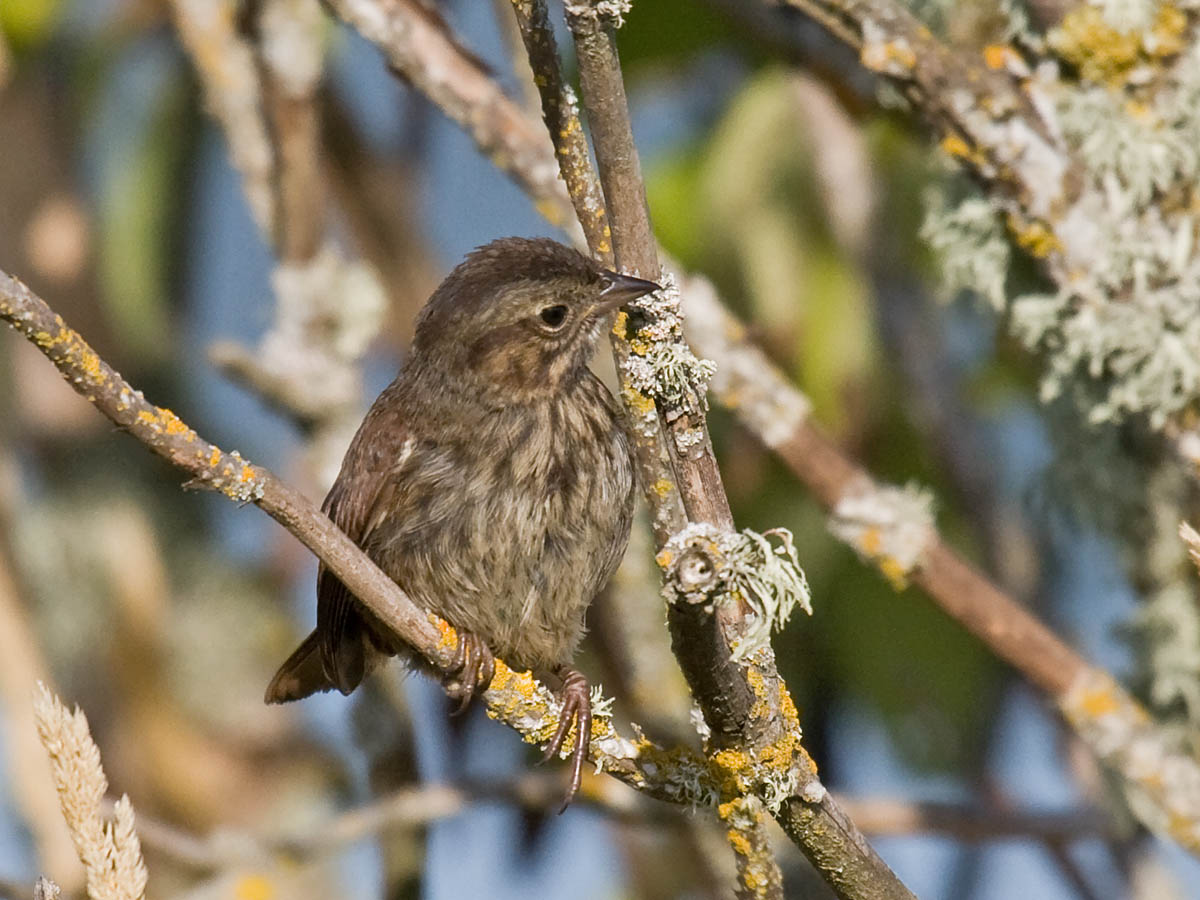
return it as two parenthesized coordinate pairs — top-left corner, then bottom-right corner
(1077, 686), (1120, 717)
(134, 407), (195, 440)
(534, 199), (565, 227)
(1167, 811), (1200, 850)
(655, 548), (673, 569)
(432, 615), (459, 653)
(235, 874), (274, 900)
(983, 44), (1013, 70)
(859, 526), (882, 557)
(878, 555), (910, 591)
(941, 134), (972, 159)
(1149, 4), (1187, 57)
(726, 827), (752, 857)
(652, 478), (674, 499)
(209, 447), (222, 467)
(611, 310), (628, 339)
(1013, 220), (1063, 259)
(78, 348), (104, 383)
(621, 383), (657, 417)
(747, 667), (771, 721)
(1048, 4), (1183, 84)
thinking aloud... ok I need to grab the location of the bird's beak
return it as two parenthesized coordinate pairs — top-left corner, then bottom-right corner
(596, 270), (661, 313)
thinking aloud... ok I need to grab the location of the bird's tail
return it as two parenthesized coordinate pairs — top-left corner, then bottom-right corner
(265, 630), (336, 703)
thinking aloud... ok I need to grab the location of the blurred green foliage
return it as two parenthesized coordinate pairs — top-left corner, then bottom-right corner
(0, 0), (65, 51)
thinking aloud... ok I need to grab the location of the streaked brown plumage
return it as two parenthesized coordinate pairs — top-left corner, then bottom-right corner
(265, 237), (658, 805)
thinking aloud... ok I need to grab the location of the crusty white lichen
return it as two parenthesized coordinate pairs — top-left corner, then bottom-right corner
(658, 522), (812, 662)
(924, 34), (1200, 429)
(624, 272), (717, 414)
(1061, 666), (1200, 850)
(920, 190), (1011, 312)
(564, 0), (633, 27)
(829, 480), (936, 588)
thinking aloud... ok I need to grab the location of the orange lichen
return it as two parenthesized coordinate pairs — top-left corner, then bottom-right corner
(983, 44), (1012, 70)
(726, 827), (752, 857)
(235, 875), (274, 900)
(1078, 686), (1120, 717)
(859, 526), (882, 557)
(432, 615), (459, 653)
(1013, 220), (1063, 259)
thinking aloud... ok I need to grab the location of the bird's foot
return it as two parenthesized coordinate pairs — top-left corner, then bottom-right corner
(540, 667), (591, 813)
(442, 630), (496, 716)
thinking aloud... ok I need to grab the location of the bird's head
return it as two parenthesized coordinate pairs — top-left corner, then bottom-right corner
(410, 237), (659, 403)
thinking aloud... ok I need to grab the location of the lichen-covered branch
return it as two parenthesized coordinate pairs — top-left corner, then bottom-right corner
(509, 0), (612, 257)
(681, 267), (1200, 857)
(0, 270), (717, 807)
(779, 0), (1200, 466)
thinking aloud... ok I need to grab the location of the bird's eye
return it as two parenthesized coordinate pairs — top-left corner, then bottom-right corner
(539, 305), (569, 329)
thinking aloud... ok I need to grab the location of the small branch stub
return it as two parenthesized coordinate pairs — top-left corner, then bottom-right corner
(658, 523), (812, 662)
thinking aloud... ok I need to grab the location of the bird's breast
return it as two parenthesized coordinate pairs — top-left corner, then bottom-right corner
(370, 375), (634, 670)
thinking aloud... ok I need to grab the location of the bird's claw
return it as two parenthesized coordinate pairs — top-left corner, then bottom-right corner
(443, 630), (496, 716)
(540, 667), (591, 813)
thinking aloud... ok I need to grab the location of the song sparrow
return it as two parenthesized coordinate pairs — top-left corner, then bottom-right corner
(265, 236), (659, 806)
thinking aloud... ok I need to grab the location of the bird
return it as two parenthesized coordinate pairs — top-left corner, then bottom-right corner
(264, 236), (659, 807)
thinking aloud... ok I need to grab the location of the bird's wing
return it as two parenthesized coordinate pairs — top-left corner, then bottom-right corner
(316, 400), (412, 694)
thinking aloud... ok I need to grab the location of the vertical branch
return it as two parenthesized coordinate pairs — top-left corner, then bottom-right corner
(509, 0), (612, 259)
(509, 2), (913, 897)
(170, 0), (386, 489)
(566, 5), (733, 532)
(507, 0), (687, 544)
(248, 0), (327, 263)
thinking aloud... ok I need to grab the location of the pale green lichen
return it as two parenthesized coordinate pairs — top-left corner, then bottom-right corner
(829, 481), (936, 590)
(1061, 667), (1200, 851)
(658, 523), (812, 662)
(1125, 471), (1200, 738)
(924, 37), (1200, 428)
(623, 272), (717, 415)
(920, 190), (1011, 312)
